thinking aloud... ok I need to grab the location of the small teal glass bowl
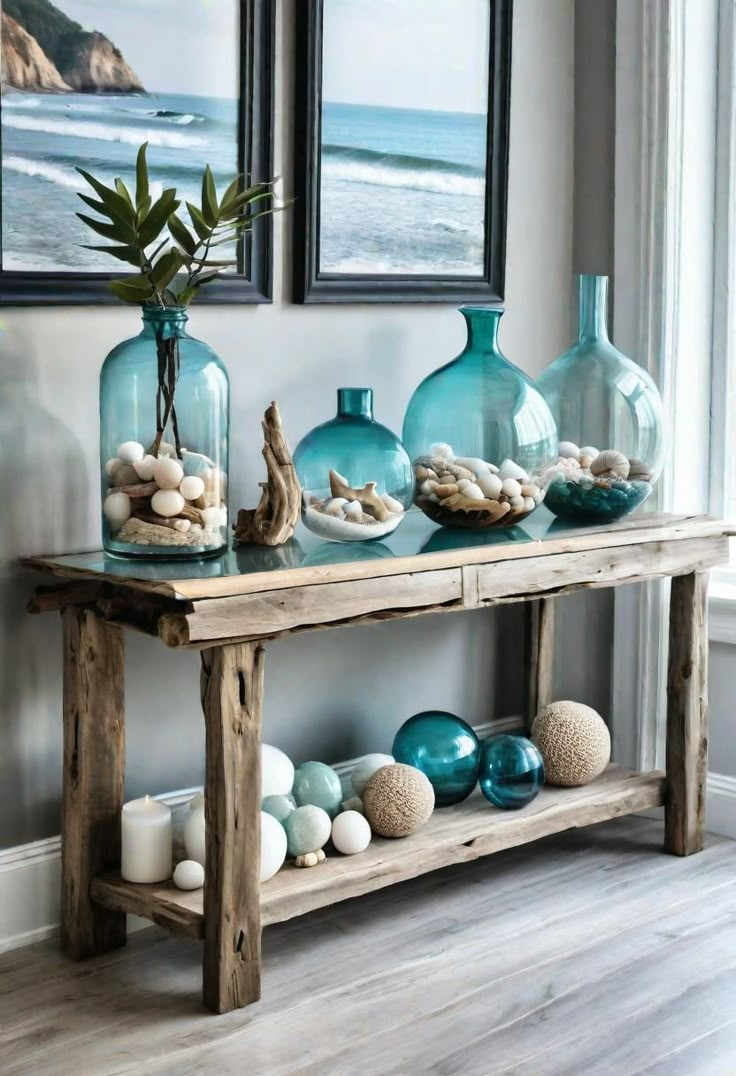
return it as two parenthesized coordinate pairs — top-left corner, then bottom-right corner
(479, 734), (544, 810)
(392, 711), (481, 807)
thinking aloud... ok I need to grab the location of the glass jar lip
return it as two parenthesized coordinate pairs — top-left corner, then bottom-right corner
(141, 303), (189, 321)
(459, 304), (504, 317)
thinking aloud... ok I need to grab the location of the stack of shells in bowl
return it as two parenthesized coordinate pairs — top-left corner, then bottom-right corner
(102, 440), (228, 548)
(304, 468), (406, 542)
(413, 443), (545, 529)
(542, 442), (654, 522)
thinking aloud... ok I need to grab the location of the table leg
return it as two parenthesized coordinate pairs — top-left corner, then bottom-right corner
(61, 607), (126, 959)
(200, 641), (265, 1013)
(665, 571), (709, 855)
(524, 598), (555, 732)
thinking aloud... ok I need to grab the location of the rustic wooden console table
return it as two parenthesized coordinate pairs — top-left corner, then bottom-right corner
(23, 510), (730, 1013)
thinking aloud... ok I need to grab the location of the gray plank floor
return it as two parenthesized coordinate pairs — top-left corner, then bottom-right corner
(2, 817), (736, 1076)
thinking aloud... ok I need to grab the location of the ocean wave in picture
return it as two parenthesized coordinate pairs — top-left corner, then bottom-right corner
(147, 110), (207, 126)
(322, 143), (484, 198)
(3, 114), (206, 149)
(3, 155), (82, 190)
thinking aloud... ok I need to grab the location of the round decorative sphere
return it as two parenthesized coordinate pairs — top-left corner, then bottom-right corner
(293, 761), (343, 819)
(392, 711), (480, 806)
(363, 763), (435, 838)
(260, 811), (287, 882)
(479, 735), (544, 810)
(153, 456), (184, 490)
(351, 753), (395, 797)
(331, 810), (372, 855)
(261, 794), (296, 825)
(173, 859), (204, 891)
(284, 805), (332, 857)
(262, 744), (295, 798)
(183, 796), (206, 866)
(531, 700), (611, 786)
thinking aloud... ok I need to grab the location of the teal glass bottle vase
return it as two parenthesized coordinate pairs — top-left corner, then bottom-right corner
(100, 306), (229, 558)
(537, 276), (664, 523)
(293, 388), (413, 542)
(402, 307), (558, 529)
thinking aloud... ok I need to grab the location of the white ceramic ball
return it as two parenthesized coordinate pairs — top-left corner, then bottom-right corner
(180, 475), (205, 501)
(117, 440), (145, 464)
(105, 457), (123, 478)
(153, 456), (184, 490)
(262, 744), (295, 797)
(331, 810), (371, 855)
(184, 799), (206, 865)
(173, 859), (204, 890)
(261, 811), (287, 882)
(151, 489), (185, 518)
(103, 491), (131, 529)
(501, 478), (522, 499)
(558, 441), (581, 460)
(133, 454), (157, 481)
(351, 753), (395, 796)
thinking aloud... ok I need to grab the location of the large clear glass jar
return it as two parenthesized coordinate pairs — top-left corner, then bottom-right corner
(402, 306), (558, 529)
(537, 276), (664, 523)
(100, 306), (229, 558)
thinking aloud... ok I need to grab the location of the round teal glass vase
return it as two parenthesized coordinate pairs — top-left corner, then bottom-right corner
(293, 387), (413, 542)
(479, 735), (544, 810)
(100, 306), (229, 558)
(402, 307), (558, 530)
(392, 711), (480, 806)
(537, 276), (664, 523)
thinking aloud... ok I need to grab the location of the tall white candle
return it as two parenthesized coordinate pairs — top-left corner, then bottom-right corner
(121, 796), (172, 883)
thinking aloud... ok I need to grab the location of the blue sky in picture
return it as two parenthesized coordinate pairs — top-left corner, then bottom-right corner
(322, 0), (490, 114)
(57, 0), (237, 97)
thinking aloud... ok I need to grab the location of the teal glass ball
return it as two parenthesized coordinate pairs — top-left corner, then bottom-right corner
(261, 794), (296, 825)
(479, 735), (544, 810)
(392, 711), (480, 806)
(284, 805), (332, 857)
(292, 761), (343, 819)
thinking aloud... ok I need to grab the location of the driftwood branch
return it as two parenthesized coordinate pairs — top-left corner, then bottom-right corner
(233, 402), (301, 546)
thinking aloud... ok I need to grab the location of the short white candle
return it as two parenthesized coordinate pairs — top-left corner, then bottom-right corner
(121, 796), (172, 883)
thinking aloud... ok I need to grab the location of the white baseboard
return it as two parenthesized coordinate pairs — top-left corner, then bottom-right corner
(706, 771), (736, 838)
(0, 718), (521, 955)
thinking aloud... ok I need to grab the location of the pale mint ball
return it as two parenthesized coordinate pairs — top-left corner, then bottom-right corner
(284, 805), (332, 857)
(292, 761), (343, 819)
(262, 794), (296, 825)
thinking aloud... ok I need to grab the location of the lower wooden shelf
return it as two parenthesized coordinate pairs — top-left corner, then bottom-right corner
(90, 765), (666, 942)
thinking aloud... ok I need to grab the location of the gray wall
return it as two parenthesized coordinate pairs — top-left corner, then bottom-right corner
(1, 0), (619, 850)
(708, 644), (736, 776)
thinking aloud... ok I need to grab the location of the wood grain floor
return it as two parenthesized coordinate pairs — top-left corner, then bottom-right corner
(2, 817), (736, 1076)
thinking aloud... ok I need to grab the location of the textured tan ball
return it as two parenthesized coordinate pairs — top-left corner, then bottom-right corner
(532, 700), (611, 787)
(363, 763), (435, 838)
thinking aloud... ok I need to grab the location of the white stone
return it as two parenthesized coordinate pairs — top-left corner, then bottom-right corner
(113, 464), (139, 487)
(420, 479), (438, 496)
(456, 479), (471, 492)
(429, 442), (454, 461)
(173, 519), (191, 533)
(454, 456), (491, 475)
(153, 456), (184, 490)
(510, 495), (525, 508)
(173, 860), (204, 891)
(498, 459), (528, 482)
(151, 489), (185, 518)
(351, 753), (394, 796)
(261, 811), (287, 882)
(201, 506), (223, 530)
(501, 478), (522, 499)
(105, 457), (123, 478)
(331, 810), (372, 855)
(380, 492), (404, 514)
(558, 441), (581, 460)
(324, 498), (347, 517)
(461, 482), (484, 500)
(262, 743), (295, 797)
(477, 473), (503, 499)
(133, 454), (157, 481)
(180, 475), (205, 501)
(103, 492), (131, 530)
(117, 441), (144, 464)
(523, 496), (536, 511)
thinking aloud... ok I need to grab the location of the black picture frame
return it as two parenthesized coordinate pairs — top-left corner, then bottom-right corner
(0, 0), (274, 306)
(293, 0), (512, 304)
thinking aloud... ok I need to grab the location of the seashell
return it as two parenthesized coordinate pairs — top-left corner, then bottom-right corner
(180, 475), (205, 501)
(628, 458), (653, 481)
(201, 506), (224, 530)
(343, 499), (362, 514)
(520, 483), (539, 498)
(154, 456), (184, 490)
(580, 445), (599, 459)
(435, 484), (459, 499)
(461, 482), (485, 500)
(501, 478), (522, 499)
(113, 464), (139, 487)
(414, 465), (432, 480)
(579, 455), (595, 470)
(103, 491), (131, 530)
(509, 495), (525, 508)
(438, 473), (456, 484)
(182, 449), (215, 477)
(105, 457), (123, 478)
(498, 459), (528, 482)
(117, 440), (144, 464)
(523, 496), (536, 511)
(420, 479), (438, 496)
(151, 489), (185, 518)
(173, 519), (191, 533)
(454, 456), (491, 475)
(445, 464), (475, 481)
(157, 441), (176, 458)
(558, 441), (580, 460)
(590, 450), (629, 479)
(381, 492), (404, 514)
(133, 454), (157, 481)
(294, 849), (326, 868)
(429, 442), (454, 461)
(345, 503), (364, 522)
(324, 497), (348, 517)
(478, 473), (503, 499)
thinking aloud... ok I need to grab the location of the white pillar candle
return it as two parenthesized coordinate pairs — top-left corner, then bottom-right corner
(121, 796), (172, 883)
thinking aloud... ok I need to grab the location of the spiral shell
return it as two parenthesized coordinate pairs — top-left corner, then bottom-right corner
(590, 450), (630, 480)
(628, 458), (653, 481)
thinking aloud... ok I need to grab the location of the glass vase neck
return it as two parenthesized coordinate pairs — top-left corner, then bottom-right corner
(337, 387), (374, 420)
(141, 304), (189, 338)
(460, 306), (503, 353)
(577, 275), (609, 342)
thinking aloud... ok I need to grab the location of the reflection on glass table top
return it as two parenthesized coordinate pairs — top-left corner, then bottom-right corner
(31, 505), (657, 582)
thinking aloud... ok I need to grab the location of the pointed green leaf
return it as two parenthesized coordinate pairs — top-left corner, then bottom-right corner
(186, 201), (211, 241)
(150, 249), (184, 290)
(82, 244), (141, 266)
(176, 286), (199, 306)
(115, 178), (134, 208)
(77, 192), (113, 218)
(76, 168), (136, 225)
(108, 277), (156, 303)
(138, 188), (180, 249)
(201, 165), (218, 226)
(135, 143), (150, 212)
(167, 214), (197, 256)
(76, 213), (137, 244)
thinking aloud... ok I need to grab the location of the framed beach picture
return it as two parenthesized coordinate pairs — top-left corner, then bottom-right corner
(0, 0), (273, 304)
(293, 0), (512, 304)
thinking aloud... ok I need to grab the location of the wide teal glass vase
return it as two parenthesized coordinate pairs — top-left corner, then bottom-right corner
(537, 276), (664, 523)
(402, 307), (558, 529)
(392, 711), (480, 807)
(100, 306), (229, 558)
(479, 734), (544, 810)
(293, 387), (413, 542)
